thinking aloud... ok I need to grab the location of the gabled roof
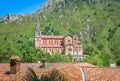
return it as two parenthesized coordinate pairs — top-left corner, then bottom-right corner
(64, 35), (73, 38)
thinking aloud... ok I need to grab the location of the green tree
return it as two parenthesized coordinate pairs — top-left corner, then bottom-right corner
(41, 69), (69, 81)
(22, 67), (41, 81)
(49, 52), (64, 62)
(22, 68), (69, 81)
(84, 45), (103, 66)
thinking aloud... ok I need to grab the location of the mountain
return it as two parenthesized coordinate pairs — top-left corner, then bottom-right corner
(0, 0), (120, 66)
(0, 14), (26, 23)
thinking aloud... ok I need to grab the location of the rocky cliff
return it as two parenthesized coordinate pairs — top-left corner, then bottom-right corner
(0, 14), (25, 23)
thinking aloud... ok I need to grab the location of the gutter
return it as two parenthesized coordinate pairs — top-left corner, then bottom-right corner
(80, 66), (86, 81)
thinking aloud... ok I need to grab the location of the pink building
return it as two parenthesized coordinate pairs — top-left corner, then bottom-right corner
(34, 22), (83, 55)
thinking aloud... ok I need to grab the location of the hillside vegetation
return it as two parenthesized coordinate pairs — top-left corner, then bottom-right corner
(0, 0), (120, 66)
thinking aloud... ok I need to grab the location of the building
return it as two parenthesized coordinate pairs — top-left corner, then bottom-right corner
(34, 22), (83, 55)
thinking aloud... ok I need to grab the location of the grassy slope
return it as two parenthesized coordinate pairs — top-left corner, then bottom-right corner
(0, 16), (35, 62)
(0, 16), (34, 45)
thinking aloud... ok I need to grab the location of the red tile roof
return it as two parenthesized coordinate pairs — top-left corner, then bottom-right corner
(82, 66), (120, 81)
(0, 63), (74, 81)
(57, 64), (120, 81)
(41, 35), (64, 39)
(0, 63), (120, 81)
(77, 40), (82, 44)
(58, 64), (83, 81)
(10, 56), (21, 60)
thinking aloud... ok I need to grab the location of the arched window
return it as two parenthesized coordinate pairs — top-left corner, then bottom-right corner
(37, 38), (39, 41)
(68, 48), (72, 52)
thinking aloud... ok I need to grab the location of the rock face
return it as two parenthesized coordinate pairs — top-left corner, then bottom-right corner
(0, 14), (25, 23)
(36, 0), (63, 14)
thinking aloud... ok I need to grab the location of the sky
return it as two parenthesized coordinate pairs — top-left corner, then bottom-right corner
(0, 0), (47, 18)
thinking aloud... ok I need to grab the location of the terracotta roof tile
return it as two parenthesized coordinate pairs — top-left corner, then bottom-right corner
(82, 67), (120, 81)
(10, 56), (21, 61)
(0, 63), (120, 81)
(58, 64), (83, 80)
(41, 35), (64, 39)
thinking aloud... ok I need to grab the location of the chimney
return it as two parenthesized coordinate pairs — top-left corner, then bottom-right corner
(10, 56), (21, 74)
(42, 58), (47, 68)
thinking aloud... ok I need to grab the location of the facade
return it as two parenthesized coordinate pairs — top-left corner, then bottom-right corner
(34, 22), (83, 55)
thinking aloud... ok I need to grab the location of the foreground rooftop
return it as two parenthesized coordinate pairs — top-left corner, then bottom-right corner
(0, 63), (120, 81)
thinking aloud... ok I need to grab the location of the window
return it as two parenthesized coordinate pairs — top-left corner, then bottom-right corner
(68, 40), (70, 42)
(55, 40), (56, 44)
(68, 48), (72, 52)
(37, 38), (39, 41)
(56, 40), (58, 44)
(68, 48), (72, 54)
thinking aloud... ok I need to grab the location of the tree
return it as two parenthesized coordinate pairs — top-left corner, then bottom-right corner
(41, 69), (69, 81)
(83, 45), (103, 66)
(22, 68), (69, 81)
(22, 67), (41, 81)
(49, 52), (64, 62)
